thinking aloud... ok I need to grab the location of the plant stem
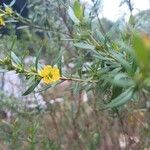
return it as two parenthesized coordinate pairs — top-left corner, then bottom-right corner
(60, 77), (98, 83)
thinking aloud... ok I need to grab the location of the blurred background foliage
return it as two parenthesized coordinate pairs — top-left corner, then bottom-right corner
(0, 0), (150, 149)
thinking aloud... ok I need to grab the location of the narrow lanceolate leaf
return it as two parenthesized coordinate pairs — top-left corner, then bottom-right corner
(112, 73), (135, 87)
(105, 87), (134, 108)
(68, 6), (80, 24)
(37, 80), (62, 93)
(11, 51), (22, 66)
(110, 51), (132, 73)
(22, 79), (41, 96)
(73, 1), (83, 20)
(74, 42), (95, 50)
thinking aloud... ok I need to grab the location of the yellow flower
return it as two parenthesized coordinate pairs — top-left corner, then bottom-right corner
(38, 65), (60, 84)
(5, 6), (13, 15)
(0, 17), (5, 26)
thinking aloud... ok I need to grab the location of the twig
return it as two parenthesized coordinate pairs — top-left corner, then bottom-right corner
(60, 77), (98, 83)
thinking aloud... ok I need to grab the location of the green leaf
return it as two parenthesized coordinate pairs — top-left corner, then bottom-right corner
(11, 51), (22, 66)
(68, 6), (80, 24)
(113, 73), (135, 87)
(74, 42), (111, 61)
(26, 76), (36, 86)
(74, 42), (95, 50)
(132, 34), (150, 72)
(37, 80), (61, 93)
(128, 15), (135, 26)
(73, 1), (83, 20)
(22, 79), (41, 96)
(103, 74), (134, 88)
(10, 37), (16, 51)
(106, 87), (134, 108)
(110, 51), (132, 74)
(89, 132), (101, 150)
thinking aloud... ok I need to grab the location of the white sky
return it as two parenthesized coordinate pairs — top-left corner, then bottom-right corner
(81, 0), (150, 21)
(102, 0), (150, 21)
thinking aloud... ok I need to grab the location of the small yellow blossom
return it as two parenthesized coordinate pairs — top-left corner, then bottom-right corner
(5, 6), (13, 15)
(38, 65), (60, 84)
(0, 17), (5, 26)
